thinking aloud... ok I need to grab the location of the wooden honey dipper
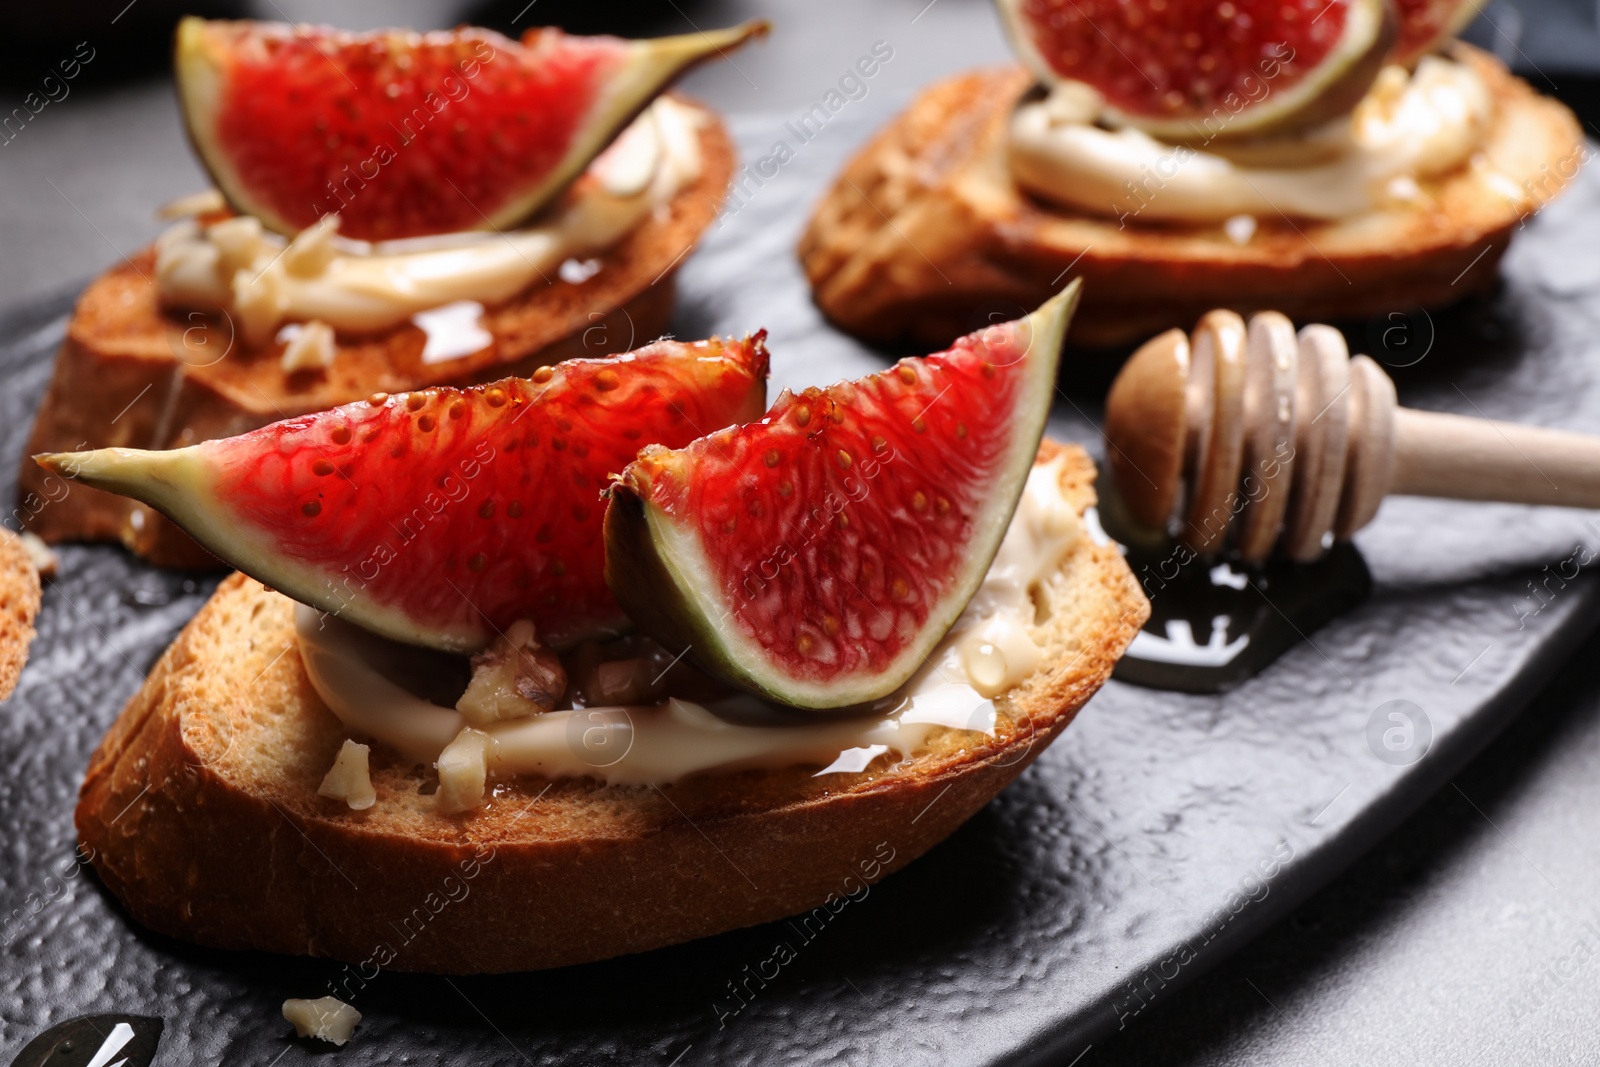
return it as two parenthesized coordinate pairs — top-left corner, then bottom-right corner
(1103, 309), (1600, 563)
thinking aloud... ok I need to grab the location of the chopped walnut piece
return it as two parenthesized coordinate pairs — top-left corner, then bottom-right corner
(283, 996), (362, 1045)
(590, 656), (659, 706)
(317, 739), (375, 810)
(436, 727), (493, 814)
(279, 319), (337, 373)
(455, 619), (567, 725)
(567, 634), (731, 707)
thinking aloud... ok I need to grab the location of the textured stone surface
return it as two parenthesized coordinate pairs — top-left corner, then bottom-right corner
(2, 9), (1600, 1067)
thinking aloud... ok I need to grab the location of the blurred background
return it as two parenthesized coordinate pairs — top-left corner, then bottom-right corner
(2, 2), (1600, 1065)
(0, 0), (1596, 306)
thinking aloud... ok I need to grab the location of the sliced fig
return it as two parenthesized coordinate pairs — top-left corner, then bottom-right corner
(604, 282), (1080, 710)
(175, 17), (766, 241)
(1391, 0), (1480, 66)
(36, 337), (769, 652)
(997, 0), (1395, 140)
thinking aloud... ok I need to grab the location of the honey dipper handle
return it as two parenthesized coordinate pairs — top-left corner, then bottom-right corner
(1390, 408), (1600, 508)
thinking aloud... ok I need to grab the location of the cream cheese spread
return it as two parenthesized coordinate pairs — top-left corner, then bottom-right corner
(295, 457), (1084, 792)
(1008, 57), (1493, 223)
(156, 97), (704, 344)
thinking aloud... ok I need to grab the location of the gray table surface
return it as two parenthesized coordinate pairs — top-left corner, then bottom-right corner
(4, 1), (1600, 1064)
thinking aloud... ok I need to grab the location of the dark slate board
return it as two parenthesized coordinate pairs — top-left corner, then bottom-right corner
(4, 104), (1600, 1067)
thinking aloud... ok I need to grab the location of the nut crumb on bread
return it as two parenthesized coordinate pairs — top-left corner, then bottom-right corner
(435, 727), (493, 814)
(158, 188), (227, 219)
(279, 320), (337, 374)
(318, 739), (376, 811)
(456, 620), (566, 725)
(73, 442), (1148, 971)
(798, 45), (1583, 348)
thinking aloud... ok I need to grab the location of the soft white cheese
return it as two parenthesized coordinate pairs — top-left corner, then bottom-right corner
(156, 98), (704, 344)
(1008, 57), (1493, 223)
(297, 459), (1085, 795)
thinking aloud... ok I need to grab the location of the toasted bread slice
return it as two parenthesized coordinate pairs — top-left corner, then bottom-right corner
(19, 96), (734, 569)
(799, 45), (1583, 348)
(0, 529), (42, 701)
(74, 441), (1147, 973)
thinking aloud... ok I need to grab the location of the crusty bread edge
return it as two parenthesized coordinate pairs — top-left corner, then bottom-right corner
(798, 45), (1586, 348)
(74, 440), (1149, 973)
(0, 529), (42, 701)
